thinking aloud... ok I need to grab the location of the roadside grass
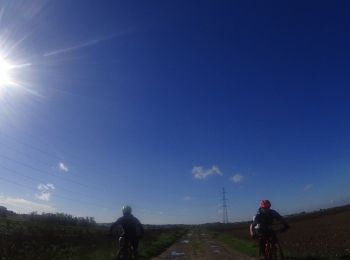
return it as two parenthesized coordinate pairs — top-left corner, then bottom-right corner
(283, 254), (350, 260)
(0, 218), (188, 259)
(284, 257), (350, 260)
(138, 229), (188, 259)
(190, 238), (204, 255)
(209, 231), (259, 257)
(70, 242), (115, 260)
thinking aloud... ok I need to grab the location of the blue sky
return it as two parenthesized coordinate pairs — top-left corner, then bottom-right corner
(0, 0), (350, 224)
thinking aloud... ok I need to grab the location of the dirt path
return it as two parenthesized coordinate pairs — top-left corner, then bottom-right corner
(151, 229), (256, 260)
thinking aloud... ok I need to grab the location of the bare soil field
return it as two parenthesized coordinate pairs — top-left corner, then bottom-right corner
(210, 204), (350, 258)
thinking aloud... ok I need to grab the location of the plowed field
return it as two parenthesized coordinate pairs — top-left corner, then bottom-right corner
(212, 204), (350, 258)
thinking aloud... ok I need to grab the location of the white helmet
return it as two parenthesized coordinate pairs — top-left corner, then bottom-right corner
(122, 205), (132, 215)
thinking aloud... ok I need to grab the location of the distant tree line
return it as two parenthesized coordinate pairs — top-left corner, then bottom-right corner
(0, 206), (96, 227)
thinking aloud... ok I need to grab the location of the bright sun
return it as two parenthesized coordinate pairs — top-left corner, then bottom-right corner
(0, 57), (13, 87)
(0, 54), (34, 98)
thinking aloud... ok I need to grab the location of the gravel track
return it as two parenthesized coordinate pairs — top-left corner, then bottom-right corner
(152, 229), (256, 260)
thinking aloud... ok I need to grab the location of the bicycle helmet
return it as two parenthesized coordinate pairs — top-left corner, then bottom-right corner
(259, 200), (271, 209)
(122, 205), (132, 215)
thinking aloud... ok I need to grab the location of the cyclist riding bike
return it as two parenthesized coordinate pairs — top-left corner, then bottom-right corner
(250, 200), (290, 259)
(110, 205), (144, 259)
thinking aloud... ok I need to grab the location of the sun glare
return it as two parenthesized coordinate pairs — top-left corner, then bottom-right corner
(0, 57), (13, 87)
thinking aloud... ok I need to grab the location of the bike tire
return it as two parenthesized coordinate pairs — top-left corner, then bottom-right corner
(264, 241), (273, 259)
(117, 252), (132, 260)
(264, 241), (284, 260)
(275, 243), (284, 260)
(117, 236), (134, 260)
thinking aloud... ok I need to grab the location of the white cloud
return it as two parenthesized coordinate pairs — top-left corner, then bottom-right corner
(46, 183), (55, 190)
(230, 174), (244, 183)
(192, 165), (222, 180)
(59, 162), (69, 172)
(38, 183), (55, 191)
(36, 183), (55, 201)
(36, 192), (51, 201)
(303, 184), (313, 191)
(0, 195), (55, 214)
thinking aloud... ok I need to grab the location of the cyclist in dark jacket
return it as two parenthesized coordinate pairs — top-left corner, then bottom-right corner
(110, 205), (144, 258)
(250, 200), (289, 259)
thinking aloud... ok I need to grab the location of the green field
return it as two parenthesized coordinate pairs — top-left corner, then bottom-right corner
(209, 230), (258, 257)
(0, 218), (187, 260)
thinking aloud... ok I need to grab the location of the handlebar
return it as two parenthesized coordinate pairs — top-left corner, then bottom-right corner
(250, 225), (289, 239)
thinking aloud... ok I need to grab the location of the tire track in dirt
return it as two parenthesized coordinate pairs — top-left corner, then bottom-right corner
(152, 229), (256, 260)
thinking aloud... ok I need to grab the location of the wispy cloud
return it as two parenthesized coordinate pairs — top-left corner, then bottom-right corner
(303, 184), (313, 191)
(183, 196), (194, 201)
(192, 165), (222, 180)
(0, 195), (55, 213)
(36, 183), (55, 201)
(59, 162), (69, 173)
(230, 174), (244, 183)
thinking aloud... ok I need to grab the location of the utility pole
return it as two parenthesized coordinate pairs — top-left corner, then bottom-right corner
(222, 187), (228, 224)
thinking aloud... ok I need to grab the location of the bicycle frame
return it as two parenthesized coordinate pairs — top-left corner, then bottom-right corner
(260, 231), (284, 260)
(117, 236), (134, 260)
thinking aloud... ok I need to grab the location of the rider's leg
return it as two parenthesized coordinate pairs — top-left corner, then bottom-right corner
(259, 238), (265, 259)
(132, 239), (139, 259)
(117, 235), (128, 258)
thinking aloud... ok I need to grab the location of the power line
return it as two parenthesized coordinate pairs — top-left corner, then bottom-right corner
(0, 153), (103, 191)
(0, 130), (123, 180)
(0, 151), (223, 204)
(0, 163), (108, 203)
(0, 139), (58, 169)
(0, 130), (62, 161)
(0, 154), (217, 206)
(0, 140), (112, 189)
(0, 175), (109, 209)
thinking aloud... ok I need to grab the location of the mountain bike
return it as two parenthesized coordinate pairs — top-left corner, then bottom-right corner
(259, 228), (285, 260)
(116, 235), (134, 260)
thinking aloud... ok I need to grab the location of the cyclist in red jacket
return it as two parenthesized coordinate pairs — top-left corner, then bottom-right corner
(250, 200), (289, 259)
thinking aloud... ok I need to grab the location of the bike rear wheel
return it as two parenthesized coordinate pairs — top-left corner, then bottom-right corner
(274, 243), (284, 260)
(264, 241), (284, 260)
(117, 249), (132, 260)
(117, 236), (133, 260)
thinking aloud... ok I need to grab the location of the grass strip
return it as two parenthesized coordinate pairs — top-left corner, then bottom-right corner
(209, 231), (258, 257)
(139, 229), (188, 259)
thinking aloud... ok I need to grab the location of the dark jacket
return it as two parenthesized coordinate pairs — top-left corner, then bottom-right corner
(110, 214), (144, 240)
(252, 208), (289, 231)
